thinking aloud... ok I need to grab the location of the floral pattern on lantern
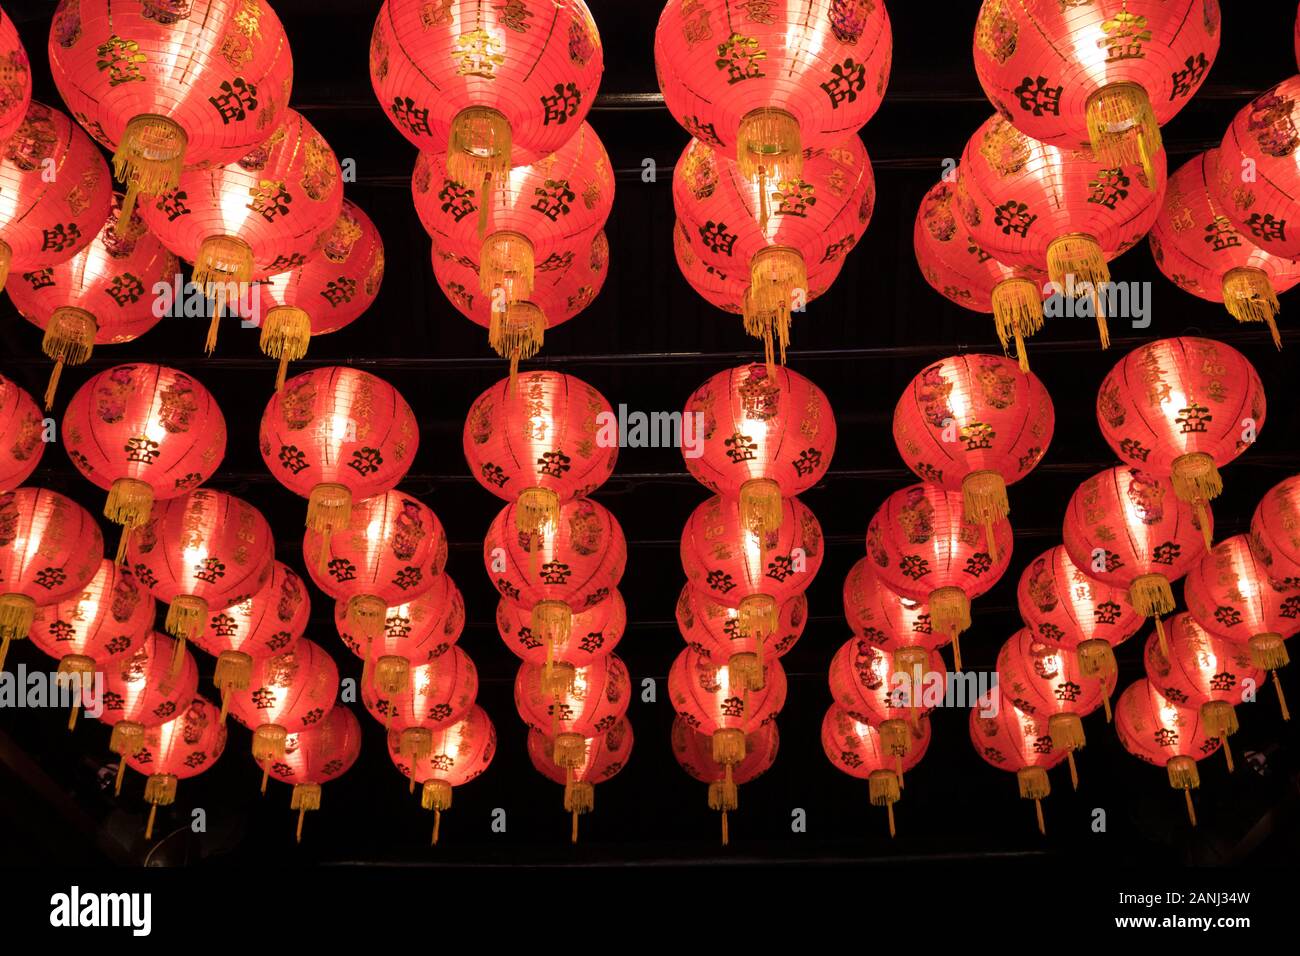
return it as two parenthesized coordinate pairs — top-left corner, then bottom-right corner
(673, 716), (777, 845)
(822, 704), (928, 837)
(387, 704), (496, 844)
(0, 375), (45, 491)
(969, 691), (1065, 834)
(260, 705), (362, 842)
(124, 695), (226, 838)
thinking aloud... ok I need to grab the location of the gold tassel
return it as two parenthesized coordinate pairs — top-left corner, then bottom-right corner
(375, 655), (410, 697)
(962, 470), (1008, 561)
(1200, 700), (1238, 773)
(564, 778), (594, 844)
(542, 659), (577, 699)
(291, 783), (322, 844)
(532, 601), (572, 651)
(1166, 755), (1199, 826)
(253, 724), (288, 764)
(552, 731), (587, 770)
(868, 770), (901, 839)
(164, 594), (206, 642)
(1171, 453), (1220, 549)
(928, 586), (970, 671)
(990, 277), (1044, 372)
(728, 651), (764, 692)
(113, 114), (187, 230)
(1050, 713), (1086, 790)
(213, 650), (253, 719)
(489, 302), (546, 386)
(1085, 82), (1161, 185)
(41, 307), (97, 409)
(711, 727), (747, 767)
(1221, 267), (1282, 348)
(1045, 233), (1110, 348)
(193, 235), (254, 354)
(737, 594), (777, 645)
(401, 727), (433, 762)
(143, 774), (178, 840)
(748, 247), (805, 368)
(422, 780), (453, 844)
(58, 654), (96, 732)
(347, 594), (387, 645)
(260, 306), (313, 391)
(742, 287), (784, 376)
(516, 487), (560, 543)
(1128, 574), (1175, 636)
(0, 594), (37, 666)
(1076, 638), (1118, 682)
(1017, 766), (1050, 835)
(736, 108), (803, 187)
(110, 719), (144, 794)
(446, 107), (512, 199)
(105, 478), (155, 564)
(480, 231), (535, 304)
(739, 478), (783, 537)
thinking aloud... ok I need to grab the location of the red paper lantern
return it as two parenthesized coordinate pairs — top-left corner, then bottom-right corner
(668, 647), (784, 774)
(843, 557), (947, 660)
(527, 718), (632, 843)
(0, 375), (46, 491)
(1096, 336), (1263, 546)
(1062, 466), (1208, 654)
(673, 717), (778, 845)
(865, 482), (1013, 669)
(305, 489), (449, 647)
(1115, 678), (1221, 826)
(463, 370), (617, 544)
(498, 587), (624, 670)
(822, 704), (929, 838)
(362, 646), (478, 762)
(1142, 612), (1262, 774)
(0, 101), (112, 291)
(655, 0), (891, 191)
(337, 573), (465, 673)
(676, 584), (805, 669)
(682, 363), (836, 537)
(914, 177), (1049, 368)
(893, 353), (1053, 556)
(260, 706), (362, 843)
(124, 695), (226, 838)
(370, 0), (603, 180)
(515, 653), (630, 768)
(49, 0), (295, 220)
(0, 487), (104, 669)
(969, 691), (1065, 834)
(1250, 474), (1300, 592)
(973, 0), (1219, 177)
(260, 367), (418, 555)
(956, 113), (1167, 347)
(0, 7), (31, 143)
(387, 704), (496, 844)
(483, 496), (625, 654)
(63, 363), (226, 561)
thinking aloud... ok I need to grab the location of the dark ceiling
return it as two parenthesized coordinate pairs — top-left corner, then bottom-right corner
(1, 0), (1298, 869)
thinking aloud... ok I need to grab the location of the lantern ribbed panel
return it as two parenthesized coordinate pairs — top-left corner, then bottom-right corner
(99, 632), (201, 730)
(388, 704), (496, 787)
(1143, 612), (1264, 708)
(1017, 545), (1141, 649)
(498, 587), (624, 667)
(1186, 534), (1300, 645)
(0, 487), (104, 606)
(969, 691), (1066, 772)
(125, 696), (227, 780)
(0, 8), (31, 143)
(675, 717), (777, 784)
(0, 376), (46, 490)
(996, 628), (1105, 719)
(261, 706), (362, 786)
(226, 637), (339, 733)
(668, 647), (785, 735)
(1115, 678), (1220, 767)
(193, 560), (308, 661)
(1251, 475), (1300, 592)
(515, 653), (629, 736)
(828, 638), (943, 726)
(30, 558), (153, 663)
(677, 585), (806, 661)
(363, 645), (478, 732)
(338, 573), (465, 665)
(822, 704), (927, 780)
(527, 717), (632, 786)
(842, 557), (946, 653)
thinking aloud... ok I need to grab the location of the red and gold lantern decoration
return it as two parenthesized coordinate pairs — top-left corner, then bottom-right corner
(0, 375), (46, 491)
(969, 691), (1065, 834)
(843, 557), (947, 660)
(337, 573), (465, 673)
(822, 704), (929, 838)
(1250, 474), (1300, 592)
(515, 653), (629, 767)
(0, 7), (31, 143)
(677, 585), (805, 669)
(363, 646), (478, 760)
(387, 704), (496, 844)
(123, 695), (226, 839)
(673, 718), (778, 846)
(498, 587), (623, 671)
(260, 705), (362, 843)
(527, 717), (632, 843)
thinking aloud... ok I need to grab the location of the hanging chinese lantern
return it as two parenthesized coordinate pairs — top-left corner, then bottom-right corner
(1151, 152), (1297, 347)
(1096, 336), (1263, 547)
(362, 646), (478, 763)
(463, 370), (617, 547)
(370, 0), (603, 194)
(227, 637), (340, 790)
(673, 136), (874, 364)
(1142, 612), (1262, 774)
(0, 101), (112, 291)
(498, 586), (623, 672)
(865, 482), (1013, 670)
(8, 193), (176, 407)
(822, 704), (928, 838)
(338, 573), (465, 675)
(515, 653), (629, 767)
(387, 704), (496, 844)
(1115, 678), (1221, 825)
(193, 560), (308, 718)
(0, 7), (31, 143)
(29, 558), (153, 729)
(254, 200), (386, 388)
(682, 363), (836, 538)
(673, 717), (778, 846)
(1250, 474), (1300, 591)
(526, 717), (632, 843)
(1017, 545), (1141, 693)
(98, 631), (200, 794)
(676, 585), (805, 670)
(893, 353), (1053, 558)
(260, 367), (418, 565)
(0, 374), (45, 491)
(0, 487), (104, 670)
(996, 628), (1105, 788)
(843, 557), (948, 661)
(969, 691), (1065, 835)
(1185, 534), (1297, 719)
(49, 0), (295, 222)
(655, 0), (891, 199)
(259, 706), (362, 843)
(123, 695), (226, 839)
(973, 0), (1219, 178)
(63, 363), (226, 562)
(1062, 466), (1208, 655)
(914, 176), (1049, 368)
(483, 496), (625, 660)
(304, 490), (449, 653)
(956, 113), (1167, 348)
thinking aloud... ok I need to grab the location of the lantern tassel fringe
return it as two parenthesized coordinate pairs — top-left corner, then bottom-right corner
(1045, 234), (1110, 348)
(260, 306), (313, 391)
(1085, 82), (1162, 185)
(41, 308), (96, 409)
(991, 277), (1044, 372)
(113, 114), (187, 230)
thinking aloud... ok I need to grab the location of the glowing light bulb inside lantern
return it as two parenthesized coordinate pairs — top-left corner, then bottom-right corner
(221, 184), (254, 235)
(365, 515), (382, 545)
(1071, 25), (1111, 74)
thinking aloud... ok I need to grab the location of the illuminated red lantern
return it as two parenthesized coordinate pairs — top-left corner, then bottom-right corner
(337, 573), (465, 674)
(655, 0), (891, 193)
(527, 718), (632, 843)
(124, 695), (226, 839)
(483, 496), (625, 655)
(30, 558), (153, 729)
(915, 177), (1049, 369)
(253, 200), (386, 388)
(260, 706), (362, 843)
(996, 628), (1105, 788)
(8, 193), (175, 407)
(370, 0), (603, 184)
(387, 704), (496, 844)
(676, 585), (805, 671)
(463, 370), (617, 544)
(668, 647), (784, 777)
(1185, 534), (1297, 718)
(49, 0), (295, 220)
(1115, 678), (1221, 825)
(362, 646), (478, 761)
(865, 482), (1013, 669)
(515, 653), (630, 768)
(0, 375), (46, 491)
(682, 363), (836, 537)
(0, 487), (104, 669)
(498, 587), (623, 672)
(969, 691), (1065, 834)
(973, 0), (1219, 177)
(306, 490), (449, 648)
(0, 101), (112, 291)
(1062, 466), (1208, 654)
(822, 704), (929, 838)
(1250, 474), (1300, 591)
(261, 367), (418, 560)
(893, 353), (1053, 557)
(673, 717), (778, 846)
(956, 113), (1167, 348)
(843, 557), (947, 665)
(194, 560), (308, 715)
(0, 7), (31, 143)
(63, 363), (226, 561)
